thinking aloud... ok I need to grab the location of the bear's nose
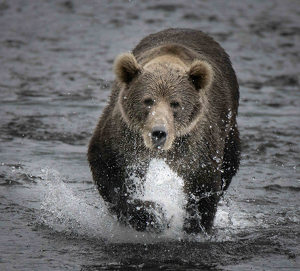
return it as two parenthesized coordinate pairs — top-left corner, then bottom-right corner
(151, 126), (167, 148)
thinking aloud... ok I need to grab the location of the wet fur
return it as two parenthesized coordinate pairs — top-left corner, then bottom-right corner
(88, 28), (240, 234)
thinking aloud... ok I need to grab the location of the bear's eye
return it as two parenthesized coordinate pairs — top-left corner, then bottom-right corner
(144, 99), (154, 106)
(170, 101), (180, 109)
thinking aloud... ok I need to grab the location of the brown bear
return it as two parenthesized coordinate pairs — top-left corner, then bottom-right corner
(88, 28), (240, 234)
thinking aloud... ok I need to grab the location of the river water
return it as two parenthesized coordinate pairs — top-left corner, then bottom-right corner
(1, 0), (300, 270)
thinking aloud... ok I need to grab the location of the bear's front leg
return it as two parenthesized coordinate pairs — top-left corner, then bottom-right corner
(109, 199), (169, 233)
(183, 193), (220, 234)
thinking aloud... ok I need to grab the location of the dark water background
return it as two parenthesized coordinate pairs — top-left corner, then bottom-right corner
(1, 0), (300, 270)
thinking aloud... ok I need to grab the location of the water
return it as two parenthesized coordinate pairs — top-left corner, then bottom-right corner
(1, 0), (300, 270)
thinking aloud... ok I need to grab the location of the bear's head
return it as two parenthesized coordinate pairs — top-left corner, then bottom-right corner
(114, 52), (213, 151)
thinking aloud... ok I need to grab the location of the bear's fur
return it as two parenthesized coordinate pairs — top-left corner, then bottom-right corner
(88, 28), (240, 234)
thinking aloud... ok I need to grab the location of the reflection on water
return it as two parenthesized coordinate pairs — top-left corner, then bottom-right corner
(0, 0), (300, 270)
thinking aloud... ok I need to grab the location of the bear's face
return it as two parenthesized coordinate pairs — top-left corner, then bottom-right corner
(114, 53), (213, 151)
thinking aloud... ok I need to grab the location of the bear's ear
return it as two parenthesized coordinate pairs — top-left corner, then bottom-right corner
(114, 53), (140, 84)
(188, 60), (213, 91)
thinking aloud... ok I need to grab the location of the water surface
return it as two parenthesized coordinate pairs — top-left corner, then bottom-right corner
(1, 0), (300, 270)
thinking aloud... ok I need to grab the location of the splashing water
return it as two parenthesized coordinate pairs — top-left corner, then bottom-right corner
(38, 157), (270, 245)
(128, 159), (187, 237)
(38, 168), (158, 243)
(38, 168), (114, 238)
(37, 160), (262, 243)
(38, 160), (192, 243)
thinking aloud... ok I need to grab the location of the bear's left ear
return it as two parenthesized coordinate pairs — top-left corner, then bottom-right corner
(188, 60), (213, 91)
(114, 53), (140, 84)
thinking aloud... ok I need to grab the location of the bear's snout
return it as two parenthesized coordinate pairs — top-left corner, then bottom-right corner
(151, 126), (168, 148)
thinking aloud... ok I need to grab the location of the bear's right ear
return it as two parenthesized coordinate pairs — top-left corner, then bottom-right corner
(114, 53), (140, 84)
(188, 60), (213, 91)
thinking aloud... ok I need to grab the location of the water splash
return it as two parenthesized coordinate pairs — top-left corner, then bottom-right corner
(38, 168), (156, 243)
(38, 168), (113, 238)
(37, 162), (262, 243)
(129, 159), (187, 237)
(37, 162), (188, 243)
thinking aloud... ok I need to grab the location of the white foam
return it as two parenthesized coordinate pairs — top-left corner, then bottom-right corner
(38, 168), (154, 243)
(38, 162), (187, 243)
(37, 163), (256, 243)
(38, 168), (113, 238)
(143, 159), (186, 234)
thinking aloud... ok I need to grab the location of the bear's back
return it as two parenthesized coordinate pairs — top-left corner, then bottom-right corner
(133, 28), (226, 65)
